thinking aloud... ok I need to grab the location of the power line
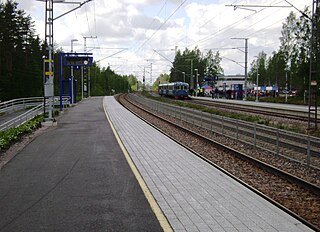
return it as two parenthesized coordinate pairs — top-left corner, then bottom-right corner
(135, 0), (188, 53)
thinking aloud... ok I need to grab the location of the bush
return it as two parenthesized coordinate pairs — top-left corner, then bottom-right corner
(0, 116), (43, 151)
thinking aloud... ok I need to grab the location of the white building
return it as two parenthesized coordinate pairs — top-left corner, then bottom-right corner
(215, 74), (254, 91)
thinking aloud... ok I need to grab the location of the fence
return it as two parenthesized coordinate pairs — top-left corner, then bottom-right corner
(0, 96), (70, 131)
(128, 94), (320, 169)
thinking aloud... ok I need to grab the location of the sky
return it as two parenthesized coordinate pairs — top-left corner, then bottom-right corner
(7, 0), (312, 84)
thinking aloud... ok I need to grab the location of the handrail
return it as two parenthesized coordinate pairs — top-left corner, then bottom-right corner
(0, 96), (71, 131)
(0, 104), (43, 131)
(0, 97), (44, 114)
(0, 96), (71, 114)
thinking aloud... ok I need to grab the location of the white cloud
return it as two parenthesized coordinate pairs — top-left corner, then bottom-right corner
(12, 0), (312, 78)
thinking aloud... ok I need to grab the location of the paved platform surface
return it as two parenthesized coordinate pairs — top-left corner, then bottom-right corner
(0, 97), (162, 232)
(104, 96), (314, 232)
(190, 96), (320, 114)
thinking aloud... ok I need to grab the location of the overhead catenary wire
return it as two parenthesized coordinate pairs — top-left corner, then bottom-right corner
(134, 0), (188, 53)
(186, 0), (285, 49)
(50, 0), (311, 77)
(201, 0), (286, 51)
(176, 0), (309, 71)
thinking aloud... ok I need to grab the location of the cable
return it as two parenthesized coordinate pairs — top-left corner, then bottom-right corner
(204, 0), (285, 50)
(128, 0), (169, 53)
(134, 0), (188, 53)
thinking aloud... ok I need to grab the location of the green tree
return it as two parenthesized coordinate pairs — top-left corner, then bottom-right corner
(266, 50), (286, 88)
(248, 51), (267, 86)
(279, 8), (311, 92)
(0, 0), (43, 100)
(204, 50), (223, 77)
(152, 73), (170, 90)
(170, 47), (207, 89)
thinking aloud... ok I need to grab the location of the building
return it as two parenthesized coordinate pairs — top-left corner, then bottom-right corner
(215, 74), (253, 91)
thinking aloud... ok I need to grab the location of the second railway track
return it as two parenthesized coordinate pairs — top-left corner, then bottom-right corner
(117, 93), (320, 231)
(188, 97), (320, 124)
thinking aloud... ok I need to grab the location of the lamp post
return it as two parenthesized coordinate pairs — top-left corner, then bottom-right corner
(182, 72), (185, 83)
(254, 56), (259, 102)
(70, 39), (78, 105)
(194, 69), (198, 96)
(186, 58), (194, 90)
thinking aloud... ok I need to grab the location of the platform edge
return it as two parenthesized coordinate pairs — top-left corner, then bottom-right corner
(103, 97), (173, 232)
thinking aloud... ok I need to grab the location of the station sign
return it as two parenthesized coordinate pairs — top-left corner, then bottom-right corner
(63, 53), (93, 67)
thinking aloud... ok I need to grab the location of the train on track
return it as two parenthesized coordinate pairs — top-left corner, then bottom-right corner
(158, 82), (189, 99)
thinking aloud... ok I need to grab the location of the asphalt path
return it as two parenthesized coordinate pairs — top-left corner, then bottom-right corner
(0, 97), (163, 232)
(0, 109), (29, 126)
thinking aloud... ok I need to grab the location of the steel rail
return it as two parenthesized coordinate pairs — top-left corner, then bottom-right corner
(189, 98), (320, 123)
(118, 94), (320, 232)
(131, 94), (320, 169)
(124, 94), (320, 194)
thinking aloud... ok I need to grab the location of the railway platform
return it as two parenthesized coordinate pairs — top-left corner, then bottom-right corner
(0, 97), (162, 232)
(190, 96), (320, 115)
(0, 96), (315, 231)
(104, 96), (314, 232)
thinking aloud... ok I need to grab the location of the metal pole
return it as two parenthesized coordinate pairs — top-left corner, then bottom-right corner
(244, 38), (248, 100)
(81, 66), (84, 100)
(88, 67), (91, 97)
(231, 37), (248, 99)
(308, 0), (319, 130)
(70, 39), (77, 104)
(41, 0), (92, 120)
(83, 36), (96, 98)
(195, 69), (198, 96)
(185, 58), (194, 91)
(255, 57), (259, 102)
(182, 72), (185, 82)
(44, 0), (54, 120)
(285, 71), (288, 103)
(42, 56), (46, 118)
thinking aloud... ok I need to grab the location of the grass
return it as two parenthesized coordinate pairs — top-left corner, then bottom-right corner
(145, 93), (320, 136)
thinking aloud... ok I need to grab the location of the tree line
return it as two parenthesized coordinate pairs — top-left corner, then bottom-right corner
(248, 7), (319, 95)
(161, 5), (319, 97)
(0, 0), (134, 102)
(0, 1), (44, 101)
(152, 48), (223, 90)
(1, 0), (318, 101)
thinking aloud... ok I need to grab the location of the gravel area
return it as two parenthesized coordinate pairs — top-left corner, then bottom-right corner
(118, 94), (320, 230)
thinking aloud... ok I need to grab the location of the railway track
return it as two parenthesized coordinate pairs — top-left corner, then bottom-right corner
(132, 94), (320, 170)
(188, 98), (320, 124)
(117, 93), (320, 231)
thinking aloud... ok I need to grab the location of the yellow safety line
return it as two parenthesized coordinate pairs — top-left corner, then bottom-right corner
(103, 99), (173, 232)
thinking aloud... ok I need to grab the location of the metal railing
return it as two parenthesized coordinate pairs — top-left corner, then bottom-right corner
(0, 96), (70, 131)
(128, 94), (320, 169)
(0, 104), (44, 131)
(0, 97), (44, 114)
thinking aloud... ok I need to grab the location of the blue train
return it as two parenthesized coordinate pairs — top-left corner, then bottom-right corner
(158, 82), (189, 99)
